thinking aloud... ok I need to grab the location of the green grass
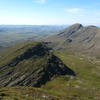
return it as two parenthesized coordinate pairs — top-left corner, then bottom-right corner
(41, 51), (100, 100)
(0, 87), (59, 100)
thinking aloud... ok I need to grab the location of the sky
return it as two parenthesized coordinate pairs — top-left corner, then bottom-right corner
(0, 0), (100, 25)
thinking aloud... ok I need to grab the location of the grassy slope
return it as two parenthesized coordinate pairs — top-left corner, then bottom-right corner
(0, 44), (100, 100)
(42, 51), (100, 100)
(0, 41), (47, 74)
(0, 41), (36, 61)
(0, 41), (49, 68)
(0, 87), (59, 100)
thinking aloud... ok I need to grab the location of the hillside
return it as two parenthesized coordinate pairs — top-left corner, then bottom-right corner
(0, 51), (100, 100)
(41, 51), (100, 100)
(0, 87), (59, 100)
(44, 23), (100, 58)
(0, 41), (74, 87)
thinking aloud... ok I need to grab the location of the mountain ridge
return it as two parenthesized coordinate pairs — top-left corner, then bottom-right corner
(0, 41), (75, 87)
(44, 23), (100, 58)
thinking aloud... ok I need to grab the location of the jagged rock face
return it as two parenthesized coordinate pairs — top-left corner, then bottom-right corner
(0, 42), (75, 87)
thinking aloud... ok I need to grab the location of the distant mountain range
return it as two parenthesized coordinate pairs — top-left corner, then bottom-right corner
(0, 25), (67, 50)
(44, 23), (100, 58)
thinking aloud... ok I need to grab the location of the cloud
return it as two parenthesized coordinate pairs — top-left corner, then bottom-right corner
(65, 8), (82, 14)
(33, 0), (46, 4)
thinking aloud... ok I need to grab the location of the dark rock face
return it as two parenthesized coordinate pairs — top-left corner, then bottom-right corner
(34, 55), (75, 87)
(0, 42), (75, 87)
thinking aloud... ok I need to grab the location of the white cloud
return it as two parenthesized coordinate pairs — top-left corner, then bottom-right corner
(65, 8), (82, 14)
(33, 0), (46, 4)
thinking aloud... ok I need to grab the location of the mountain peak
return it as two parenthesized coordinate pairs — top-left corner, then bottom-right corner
(70, 23), (83, 29)
(58, 23), (83, 37)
